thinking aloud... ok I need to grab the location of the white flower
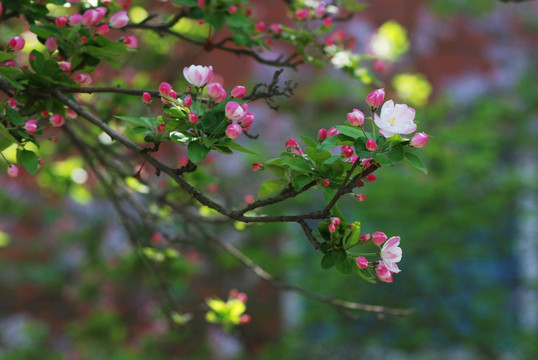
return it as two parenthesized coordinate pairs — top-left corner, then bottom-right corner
(380, 236), (402, 273)
(183, 65), (214, 88)
(374, 100), (417, 138)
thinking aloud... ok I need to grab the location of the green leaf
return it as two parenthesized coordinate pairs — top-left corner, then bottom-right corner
(292, 174), (312, 191)
(187, 141), (210, 162)
(258, 179), (287, 199)
(335, 253), (353, 274)
(264, 162), (287, 179)
(204, 12), (226, 30)
(345, 221), (361, 249)
(300, 135), (318, 148)
(335, 125), (367, 139)
(321, 251), (339, 270)
(30, 24), (61, 39)
(353, 137), (375, 158)
(171, 0), (198, 5)
(317, 134), (353, 151)
(18, 149), (39, 174)
(0, 51), (16, 62)
(170, 131), (194, 144)
(114, 115), (148, 127)
(6, 108), (24, 126)
(225, 140), (259, 155)
(318, 221), (331, 241)
(373, 144), (405, 165)
(0, 123), (18, 145)
(304, 147), (331, 164)
(405, 152), (428, 174)
(354, 266), (377, 284)
(281, 157), (313, 173)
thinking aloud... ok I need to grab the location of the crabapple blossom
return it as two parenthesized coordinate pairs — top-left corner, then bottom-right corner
(69, 13), (82, 25)
(66, 108), (77, 119)
(96, 24), (110, 35)
(207, 82), (224, 100)
(255, 21), (266, 32)
(330, 217), (341, 226)
(225, 101), (245, 121)
(198, 0), (205, 6)
(366, 139), (377, 151)
(328, 223), (337, 233)
(341, 145), (354, 158)
(380, 236), (402, 273)
(410, 132), (429, 148)
(349, 155), (358, 163)
(187, 113), (198, 124)
(159, 82), (172, 96)
(109, 11), (129, 28)
(7, 164), (19, 178)
(354, 193), (366, 202)
(239, 112), (254, 130)
(366, 88), (385, 110)
(314, 4), (326, 17)
(142, 92), (152, 105)
(239, 314), (251, 325)
(323, 179), (330, 187)
(327, 126), (341, 137)
(356, 257), (368, 269)
(360, 233), (371, 243)
(59, 61), (72, 71)
(372, 231), (387, 246)
(376, 261), (393, 283)
(123, 36), (138, 48)
(183, 65), (214, 87)
(225, 123), (242, 139)
(8, 36), (25, 51)
(45, 37), (58, 53)
(295, 9), (310, 21)
(231, 86), (246, 98)
(269, 24), (283, 34)
(252, 162), (264, 171)
(55, 16), (68, 28)
(24, 120), (38, 134)
(285, 138), (298, 149)
(7, 98), (17, 109)
(82, 9), (100, 27)
(322, 17), (332, 27)
(347, 109), (364, 126)
(74, 73), (92, 85)
(374, 100), (417, 138)
(365, 174), (377, 182)
(157, 123), (166, 133)
(183, 95), (193, 107)
(361, 157), (373, 169)
(228, 5), (238, 14)
(317, 128), (327, 141)
(50, 114), (65, 127)
(244, 195), (255, 204)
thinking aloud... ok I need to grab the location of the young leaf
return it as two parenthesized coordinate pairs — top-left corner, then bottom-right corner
(373, 144), (404, 165)
(187, 141), (210, 163)
(405, 152), (428, 174)
(335, 125), (367, 139)
(335, 251), (353, 274)
(258, 179), (287, 199)
(321, 251), (339, 269)
(300, 135), (318, 148)
(18, 149), (39, 174)
(115, 115), (149, 127)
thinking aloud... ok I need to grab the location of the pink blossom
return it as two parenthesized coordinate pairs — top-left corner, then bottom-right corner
(356, 256), (368, 269)
(361, 157), (373, 169)
(82, 9), (100, 27)
(366, 88), (385, 109)
(225, 101), (245, 121)
(376, 262), (393, 283)
(347, 109), (364, 126)
(354, 193), (366, 202)
(244, 194), (255, 204)
(183, 65), (214, 88)
(69, 13), (82, 26)
(380, 236), (402, 273)
(183, 95), (193, 107)
(239, 314), (251, 325)
(94, 7), (107, 21)
(159, 82), (173, 97)
(231, 86), (246, 99)
(55, 16), (68, 28)
(228, 5), (238, 14)
(410, 132), (429, 148)
(50, 114), (65, 127)
(207, 82), (224, 100)
(240, 103), (249, 112)
(225, 123), (242, 139)
(8, 36), (25, 51)
(323, 179), (330, 186)
(45, 37), (58, 53)
(123, 36), (138, 48)
(235, 292), (247, 303)
(38, 158), (45, 169)
(341, 145), (354, 158)
(314, 4), (326, 17)
(317, 128), (327, 141)
(366, 139), (377, 151)
(187, 113), (198, 124)
(96, 24), (110, 35)
(74, 73), (92, 85)
(7, 98), (17, 109)
(24, 120), (38, 134)
(142, 92), (152, 105)
(349, 155), (358, 163)
(5, 60), (15, 67)
(59, 61), (72, 71)
(360, 233), (371, 243)
(239, 112), (254, 130)
(269, 24), (283, 35)
(252, 162), (264, 171)
(285, 138), (298, 149)
(372, 231), (387, 246)
(328, 223), (337, 233)
(66, 108), (77, 119)
(374, 59), (386, 73)
(327, 126), (341, 137)
(198, 0), (205, 6)
(322, 17), (333, 27)
(374, 100), (417, 138)
(109, 11), (129, 28)
(330, 217), (341, 226)
(7, 164), (19, 178)
(255, 21), (266, 32)
(365, 174), (377, 182)
(0, 3), (2, 17)
(295, 9), (310, 21)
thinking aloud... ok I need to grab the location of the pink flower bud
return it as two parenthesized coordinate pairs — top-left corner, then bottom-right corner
(225, 101), (245, 121)
(123, 36), (138, 48)
(361, 157), (373, 169)
(327, 126), (341, 137)
(38, 157), (45, 169)
(82, 9), (100, 27)
(45, 37), (58, 53)
(74, 73), (92, 85)
(207, 82), (224, 100)
(231, 86), (246, 99)
(198, 0), (205, 6)
(0, 3), (3, 17)
(354, 193), (366, 202)
(157, 123), (166, 133)
(372, 231), (387, 246)
(365, 174), (377, 182)
(225, 123), (242, 139)
(69, 13), (82, 26)
(7, 164), (19, 178)
(366, 88), (385, 110)
(179, 156), (189, 167)
(341, 145), (354, 158)
(183, 95), (193, 107)
(55, 16), (68, 28)
(59, 61), (72, 71)
(410, 132), (429, 148)
(66, 108), (77, 119)
(328, 223), (337, 233)
(228, 5), (238, 14)
(240, 103), (249, 112)
(239, 314), (251, 325)
(239, 112), (254, 130)
(142, 92), (152, 105)
(24, 120), (38, 134)
(269, 24), (283, 35)
(255, 21), (266, 32)
(187, 113), (198, 124)
(183, 64), (214, 88)
(252, 162), (264, 171)
(356, 256), (368, 269)
(169, 90), (177, 99)
(374, 59), (386, 73)
(244, 194), (255, 204)
(295, 9), (310, 21)
(366, 139), (377, 151)
(360, 233), (371, 243)
(346, 109), (364, 126)
(314, 4), (326, 17)
(330, 217), (341, 226)
(8, 36), (25, 51)
(159, 82), (172, 96)
(236, 292), (247, 303)
(317, 128), (327, 141)
(322, 17), (333, 27)
(50, 114), (65, 127)
(96, 24), (109, 35)
(7, 98), (17, 109)
(285, 138), (298, 149)
(349, 155), (358, 163)
(109, 10), (129, 28)
(323, 179), (330, 187)
(5, 60), (15, 67)
(80, 36), (87, 43)
(376, 262), (393, 283)
(42, 111), (49, 117)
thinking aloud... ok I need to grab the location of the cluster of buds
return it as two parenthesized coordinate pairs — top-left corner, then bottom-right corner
(355, 232), (402, 283)
(328, 217), (341, 233)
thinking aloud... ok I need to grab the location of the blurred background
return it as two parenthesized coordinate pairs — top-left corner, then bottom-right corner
(1, 0), (537, 359)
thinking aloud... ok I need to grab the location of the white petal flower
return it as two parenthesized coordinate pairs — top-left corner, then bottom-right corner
(374, 100), (417, 138)
(380, 236), (402, 273)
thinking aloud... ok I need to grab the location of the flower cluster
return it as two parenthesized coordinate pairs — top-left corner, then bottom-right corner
(355, 232), (402, 283)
